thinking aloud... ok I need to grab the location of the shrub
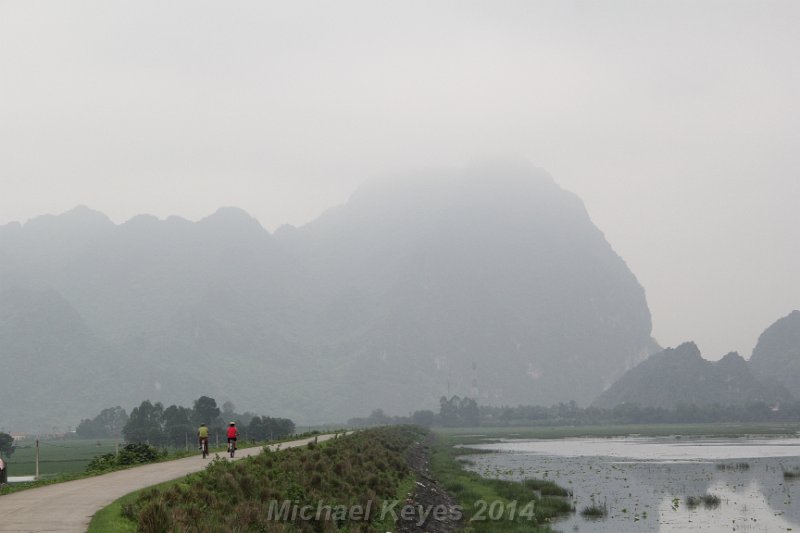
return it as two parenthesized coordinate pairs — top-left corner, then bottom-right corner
(524, 478), (573, 497)
(783, 469), (800, 480)
(86, 443), (164, 473)
(580, 504), (607, 518)
(686, 494), (721, 509)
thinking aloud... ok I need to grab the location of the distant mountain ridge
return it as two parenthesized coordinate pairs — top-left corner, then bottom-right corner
(749, 310), (800, 397)
(0, 162), (655, 431)
(593, 341), (794, 409)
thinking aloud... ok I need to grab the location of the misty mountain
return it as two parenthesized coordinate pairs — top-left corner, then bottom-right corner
(749, 310), (800, 397)
(0, 288), (123, 431)
(593, 342), (793, 409)
(0, 163), (654, 430)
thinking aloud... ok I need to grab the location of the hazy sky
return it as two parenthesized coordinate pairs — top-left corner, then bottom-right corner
(1, 1), (798, 359)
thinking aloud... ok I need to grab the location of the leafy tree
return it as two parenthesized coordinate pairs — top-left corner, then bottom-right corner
(75, 418), (97, 439)
(97, 406), (129, 436)
(439, 395), (460, 426)
(247, 416), (295, 441)
(246, 417), (268, 440)
(235, 410), (258, 428)
(221, 401), (236, 420)
(367, 409), (390, 425)
(162, 405), (193, 447)
(274, 417), (295, 438)
(192, 396), (221, 429)
(123, 400), (165, 445)
(0, 432), (15, 458)
(438, 395), (480, 427)
(108, 396), (301, 446)
(76, 406), (128, 438)
(411, 409), (436, 428)
(459, 397), (480, 426)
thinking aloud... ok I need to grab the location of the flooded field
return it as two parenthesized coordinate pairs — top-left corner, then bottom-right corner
(464, 435), (800, 532)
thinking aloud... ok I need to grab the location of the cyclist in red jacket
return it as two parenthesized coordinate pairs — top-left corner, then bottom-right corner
(226, 422), (238, 451)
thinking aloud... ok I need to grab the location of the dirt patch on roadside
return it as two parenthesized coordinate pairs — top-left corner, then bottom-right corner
(395, 434), (460, 533)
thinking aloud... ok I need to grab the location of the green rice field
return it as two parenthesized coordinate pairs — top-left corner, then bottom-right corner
(5, 438), (123, 477)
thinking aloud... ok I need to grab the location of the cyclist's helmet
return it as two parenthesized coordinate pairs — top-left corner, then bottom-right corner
(200, 423), (206, 426)
(230, 422), (236, 426)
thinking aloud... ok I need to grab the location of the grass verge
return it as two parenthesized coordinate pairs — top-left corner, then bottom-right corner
(88, 479), (182, 533)
(430, 433), (573, 532)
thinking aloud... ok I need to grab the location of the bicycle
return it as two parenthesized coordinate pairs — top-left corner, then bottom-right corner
(200, 438), (209, 459)
(227, 439), (236, 458)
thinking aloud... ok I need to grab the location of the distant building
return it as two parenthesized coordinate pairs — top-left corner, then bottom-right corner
(10, 433), (28, 442)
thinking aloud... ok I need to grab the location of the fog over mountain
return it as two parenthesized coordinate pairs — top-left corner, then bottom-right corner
(3, 2), (799, 362)
(0, 163), (654, 431)
(749, 310), (800, 398)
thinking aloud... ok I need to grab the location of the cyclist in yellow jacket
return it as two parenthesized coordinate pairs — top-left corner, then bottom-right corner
(198, 423), (209, 454)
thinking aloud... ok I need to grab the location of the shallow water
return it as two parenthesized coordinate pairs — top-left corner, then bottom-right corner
(464, 436), (800, 532)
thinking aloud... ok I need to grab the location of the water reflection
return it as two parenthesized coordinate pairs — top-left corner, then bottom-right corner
(464, 436), (800, 532)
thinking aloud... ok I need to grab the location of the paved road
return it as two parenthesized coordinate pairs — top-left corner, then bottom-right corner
(0, 434), (337, 532)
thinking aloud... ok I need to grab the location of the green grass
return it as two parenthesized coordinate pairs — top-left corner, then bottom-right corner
(1, 438), (124, 496)
(6, 438), (122, 477)
(0, 471), (87, 496)
(430, 432), (573, 532)
(374, 473), (418, 532)
(88, 479), (182, 533)
(580, 502), (608, 518)
(522, 478), (572, 497)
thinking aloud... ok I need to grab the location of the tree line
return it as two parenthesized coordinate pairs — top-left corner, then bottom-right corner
(0, 432), (14, 458)
(347, 395), (478, 428)
(77, 396), (295, 447)
(349, 395), (800, 428)
(478, 400), (800, 426)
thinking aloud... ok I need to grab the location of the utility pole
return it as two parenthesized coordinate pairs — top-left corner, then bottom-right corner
(35, 439), (40, 481)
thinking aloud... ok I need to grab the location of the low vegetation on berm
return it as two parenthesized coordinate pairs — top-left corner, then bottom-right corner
(121, 427), (424, 532)
(430, 436), (574, 532)
(85, 443), (164, 473)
